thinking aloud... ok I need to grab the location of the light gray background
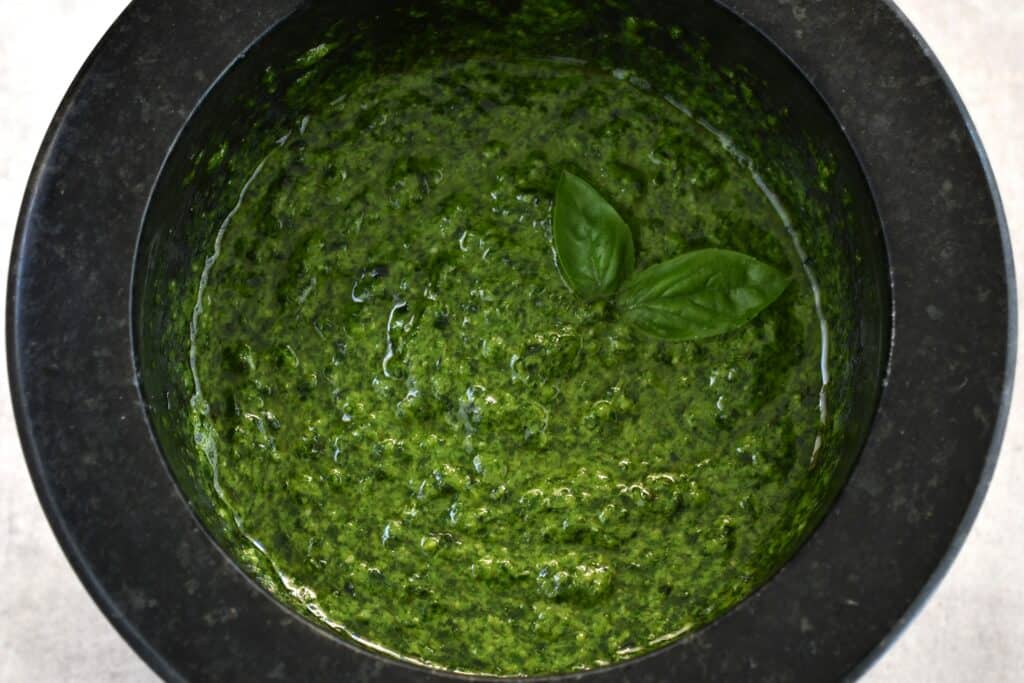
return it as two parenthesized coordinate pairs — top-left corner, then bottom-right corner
(1, 1), (1021, 680)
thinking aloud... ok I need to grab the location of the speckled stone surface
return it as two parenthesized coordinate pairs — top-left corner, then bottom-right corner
(4, 1), (1014, 682)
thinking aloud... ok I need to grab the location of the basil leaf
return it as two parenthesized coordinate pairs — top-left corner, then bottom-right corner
(618, 249), (789, 341)
(553, 171), (635, 300)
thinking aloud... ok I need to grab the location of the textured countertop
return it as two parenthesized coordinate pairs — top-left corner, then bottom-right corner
(1, 1), (1021, 680)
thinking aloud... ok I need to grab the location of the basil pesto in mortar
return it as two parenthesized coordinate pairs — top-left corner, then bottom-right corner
(150, 7), (866, 675)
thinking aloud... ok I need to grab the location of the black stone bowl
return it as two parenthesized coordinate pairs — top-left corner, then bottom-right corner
(8, 1), (1013, 681)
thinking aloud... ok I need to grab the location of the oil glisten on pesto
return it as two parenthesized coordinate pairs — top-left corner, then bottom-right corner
(173, 13), (851, 677)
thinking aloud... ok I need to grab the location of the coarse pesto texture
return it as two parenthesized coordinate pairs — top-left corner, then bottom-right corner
(141, 1), (872, 676)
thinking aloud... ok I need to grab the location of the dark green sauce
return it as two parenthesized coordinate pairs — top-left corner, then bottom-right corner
(147, 2), (866, 676)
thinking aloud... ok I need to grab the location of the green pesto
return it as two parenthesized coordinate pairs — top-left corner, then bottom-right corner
(146, 2), (866, 677)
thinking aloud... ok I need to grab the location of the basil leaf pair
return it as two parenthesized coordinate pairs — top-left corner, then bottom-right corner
(552, 171), (789, 341)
